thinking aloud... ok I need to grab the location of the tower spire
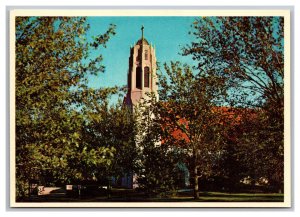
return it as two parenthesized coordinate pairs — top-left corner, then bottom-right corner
(141, 25), (144, 41)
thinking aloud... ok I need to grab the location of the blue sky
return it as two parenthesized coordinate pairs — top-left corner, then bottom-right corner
(85, 16), (197, 89)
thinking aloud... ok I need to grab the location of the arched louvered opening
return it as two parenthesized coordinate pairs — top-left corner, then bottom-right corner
(136, 66), (142, 89)
(144, 66), (150, 88)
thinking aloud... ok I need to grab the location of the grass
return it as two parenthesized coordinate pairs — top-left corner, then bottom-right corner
(188, 191), (283, 202)
(21, 188), (284, 202)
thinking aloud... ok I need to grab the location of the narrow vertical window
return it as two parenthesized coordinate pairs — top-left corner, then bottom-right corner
(128, 71), (131, 89)
(145, 50), (148, 60)
(136, 67), (142, 89)
(144, 67), (150, 88)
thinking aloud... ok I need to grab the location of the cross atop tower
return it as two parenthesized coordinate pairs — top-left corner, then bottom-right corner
(141, 25), (144, 40)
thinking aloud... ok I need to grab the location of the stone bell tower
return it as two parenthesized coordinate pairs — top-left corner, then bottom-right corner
(124, 26), (158, 107)
(120, 26), (159, 189)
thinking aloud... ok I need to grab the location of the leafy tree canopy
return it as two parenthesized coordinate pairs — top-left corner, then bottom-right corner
(15, 17), (118, 199)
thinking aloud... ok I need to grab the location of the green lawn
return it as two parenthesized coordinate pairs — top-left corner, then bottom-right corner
(178, 191), (284, 202)
(112, 189), (284, 202)
(22, 188), (284, 202)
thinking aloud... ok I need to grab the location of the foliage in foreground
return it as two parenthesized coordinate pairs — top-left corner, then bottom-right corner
(15, 17), (122, 199)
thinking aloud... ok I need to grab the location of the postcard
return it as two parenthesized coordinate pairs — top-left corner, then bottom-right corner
(10, 8), (291, 208)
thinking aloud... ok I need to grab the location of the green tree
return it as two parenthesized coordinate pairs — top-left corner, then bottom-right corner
(157, 62), (228, 199)
(15, 17), (116, 199)
(233, 108), (284, 192)
(182, 17), (284, 191)
(82, 92), (138, 185)
(135, 93), (184, 196)
(183, 17), (283, 107)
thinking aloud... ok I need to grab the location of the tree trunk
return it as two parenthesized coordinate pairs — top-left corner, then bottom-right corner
(194, 169), (199, 199)
(193, 148), (200, 200)
(193, 164), (200, 200)
(107, 176), (112, 199)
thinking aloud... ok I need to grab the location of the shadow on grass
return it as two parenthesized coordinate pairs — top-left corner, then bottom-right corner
(20, 188), (284, 203)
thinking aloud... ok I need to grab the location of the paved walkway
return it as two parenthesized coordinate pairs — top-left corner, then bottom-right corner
(39, 187), (66, 196)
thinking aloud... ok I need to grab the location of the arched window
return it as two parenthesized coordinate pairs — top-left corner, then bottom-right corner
(144, 66), (150, 88)
(145, 50), (148, 60)
(136, 67), (142, 89)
